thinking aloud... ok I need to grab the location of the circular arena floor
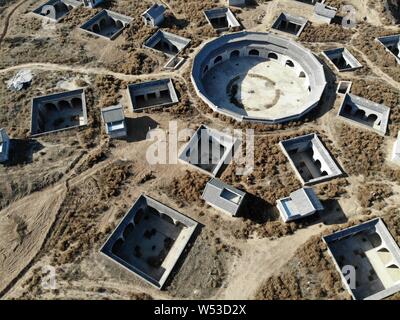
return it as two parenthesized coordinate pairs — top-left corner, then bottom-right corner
(191, 32), (327, 123)
(203, 56), (310, 120)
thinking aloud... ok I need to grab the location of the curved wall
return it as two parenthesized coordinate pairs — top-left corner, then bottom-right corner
(191, 31), (327, 123)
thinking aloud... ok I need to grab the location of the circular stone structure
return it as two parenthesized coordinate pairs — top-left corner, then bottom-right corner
(191, 31), (327, 123)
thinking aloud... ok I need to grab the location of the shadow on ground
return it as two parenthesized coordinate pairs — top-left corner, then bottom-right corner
(6, 139), (43, 166)
(125, 116), (159, 143)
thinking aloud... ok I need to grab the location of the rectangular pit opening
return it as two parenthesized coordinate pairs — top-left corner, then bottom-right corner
(31, 89), (88, 136)
(144, 30), (191, 57)
(337, 81), (352, 95)
(323, 48), (363, 72)
(279, 133), (343, 185)
(377, 35), (400, 63)
(179, 125), (239, 177)
(101, 195), (198, 289)
(80, 9), (132, 40)
(127, 79), (179, 112)
(338, 94), (389, 135)
(272, 13), (308, 37)
(323, 218), (400, 300)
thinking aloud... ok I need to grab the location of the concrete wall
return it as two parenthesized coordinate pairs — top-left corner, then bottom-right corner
(191, 31), (327, 124)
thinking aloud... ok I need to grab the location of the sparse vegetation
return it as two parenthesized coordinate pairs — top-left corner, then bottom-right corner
(1, 0), (400, 301)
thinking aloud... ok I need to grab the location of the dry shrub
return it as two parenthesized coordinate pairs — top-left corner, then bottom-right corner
(94, 75), (126, 108)
(75, 142), (110, 174)
(114, 50), (159, 75)
(256, 209), (400, 300)
(299, 24), (354, 43)
(135, 170), (156, 184)
(62, 6), (99, 29)
(255, 234), (348, 299)
(49, 160), (133, 266)
(314, 178), (349, 199)
(324, 0), (343, 7)
(336, 124), (384, 177)
(168, 170), (209, 207)
(168, 80), (195, 117)
(166, 0), (219, 40)
(357, 183), (393, 209)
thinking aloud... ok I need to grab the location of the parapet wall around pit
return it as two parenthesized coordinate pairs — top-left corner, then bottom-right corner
(191, 31), (327, 124)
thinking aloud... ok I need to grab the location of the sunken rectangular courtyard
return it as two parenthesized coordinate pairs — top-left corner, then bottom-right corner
(279, 133), (343, 185)
(101, 195), (198, 289)
(324, 218), (400, 300)
(179, 125), (239, 177)
(31, 89), (87, 136)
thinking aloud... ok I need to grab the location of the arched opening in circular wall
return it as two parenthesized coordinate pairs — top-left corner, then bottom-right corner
(268, 52), (278, 60)
(214, 56), (223, 64)
(286, 60), (295, 67)
(230, 50), (240, 58)
(249, 49), (259, 56)
(299, 71), (306, 78)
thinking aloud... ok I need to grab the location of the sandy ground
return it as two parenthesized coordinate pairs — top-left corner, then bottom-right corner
(0, 0), (399, 300)
(0, 185), (66, 294)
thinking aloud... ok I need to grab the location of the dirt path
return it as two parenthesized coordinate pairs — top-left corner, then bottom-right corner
(349, 45), (400, 91)
(0, 62), (175, 81)
(0, 185), (66, 296)
(215, 224), (327, 299)
(0, 0), (25, 47)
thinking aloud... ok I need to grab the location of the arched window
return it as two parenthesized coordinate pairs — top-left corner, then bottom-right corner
(249, 49), (259, 56)
(116, 20), (123, 29)
(299, 71), (306, 78)
(268, 52), (278, 60)
(92, 24), (100, 33)
(286, 60), (295, 67)
(99, 18), (107, 31)
(134, 209), (144, 225)
(354, 109), (366, 119)
(58, 100), (71, 110)
(111, 238), (124, 255)
(230, 50), (240, 58)
(366, 114), (378, 125)
(214, 56), (223, 64)
(44, 103), (57, 112)
(71, 98), (82, 109)
(123, 223), (134, 239)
